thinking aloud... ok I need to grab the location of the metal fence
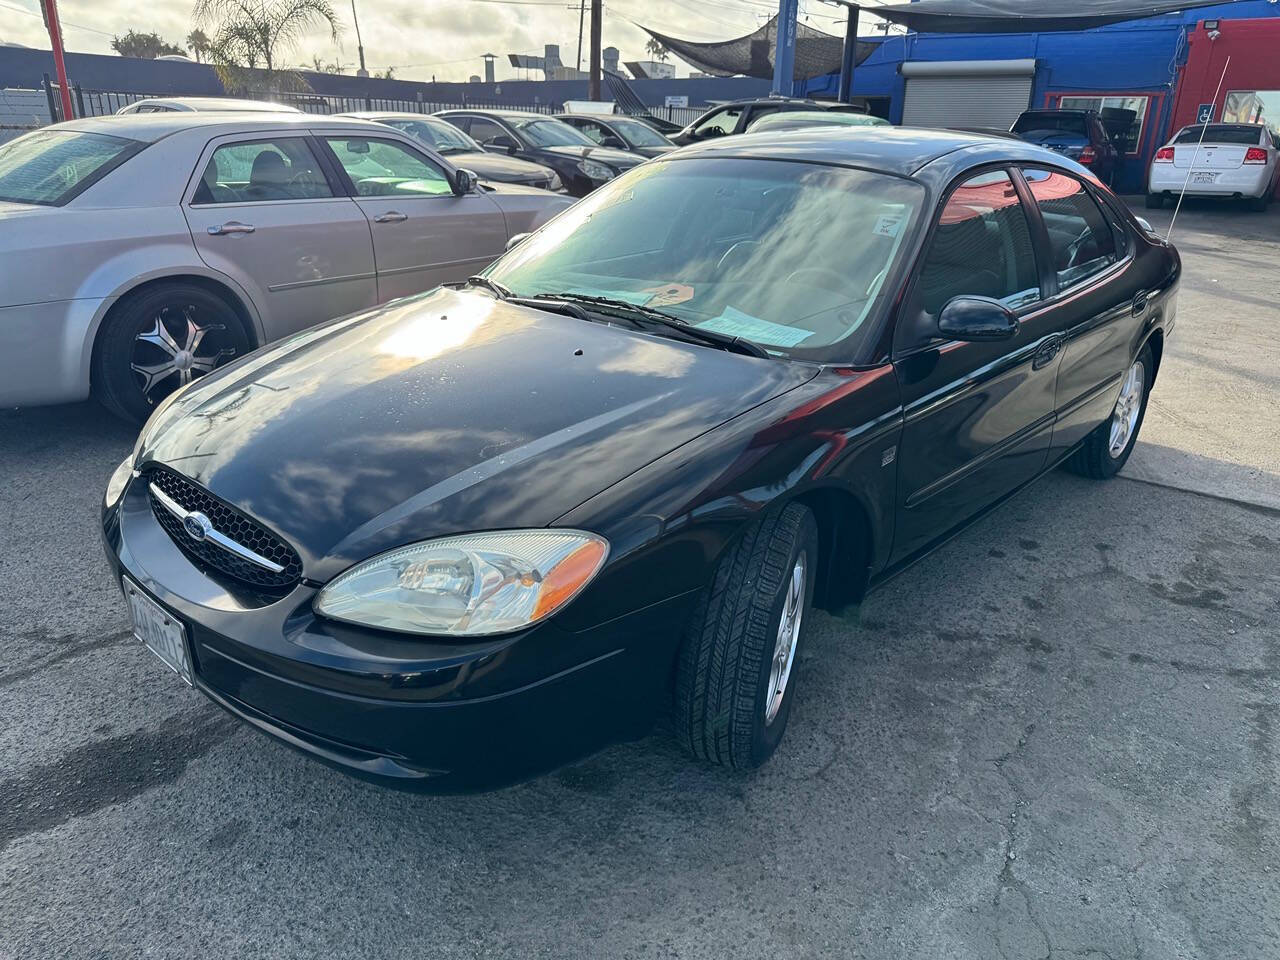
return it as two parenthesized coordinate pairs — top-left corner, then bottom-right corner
(41, 77), (700, 128)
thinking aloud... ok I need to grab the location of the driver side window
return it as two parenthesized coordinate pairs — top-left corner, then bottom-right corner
(324, 137), (452, 197)
(467, 117), (510, 147)
(913, 170), (1041, 318)
(692, 106), (743, 139)
(1020, 168), (1117, 290)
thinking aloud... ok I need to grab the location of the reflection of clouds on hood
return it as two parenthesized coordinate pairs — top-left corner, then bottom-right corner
(598, 339), (694, 379)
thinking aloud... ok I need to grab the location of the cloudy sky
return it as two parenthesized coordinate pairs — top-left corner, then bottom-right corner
(0, 0), (882, 82)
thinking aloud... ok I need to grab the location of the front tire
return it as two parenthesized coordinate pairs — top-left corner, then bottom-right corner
(1065, 344), (1152, 480)
(674, 503), (818, 770)
(92, 283), (249, 424)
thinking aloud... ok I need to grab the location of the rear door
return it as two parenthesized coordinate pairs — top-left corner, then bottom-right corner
(319, 132), (508, 301)
(184, 134), (377, 340)
(890, 168), (1058, 562)
(1016, 167), (1142, 459)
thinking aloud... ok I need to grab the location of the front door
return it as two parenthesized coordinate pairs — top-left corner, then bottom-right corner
(320, 134), (509, 302)
(184, 135), (377, 340)
(890, 168), (1061, 563)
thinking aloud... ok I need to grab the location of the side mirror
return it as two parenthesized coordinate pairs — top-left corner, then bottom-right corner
(452, 168), (478, 195)
(485, 135), (518, 155)
(1133, 216), (1157, 235)
(937, 296), (1020, 342)
(505, 232), (531, 251)
(601, 135), (626, 149)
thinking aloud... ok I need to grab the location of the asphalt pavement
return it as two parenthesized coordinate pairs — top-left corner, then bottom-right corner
(1, 201), (1277, 959)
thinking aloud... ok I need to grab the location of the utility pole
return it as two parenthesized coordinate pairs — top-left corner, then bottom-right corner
(588, 0), (602, 100)
(576, 0), (586, 73)
(350, 0), (368, 76)
(837, 3), (859, 103)
(39, 0), (74, 121)
(771, 0), (799, 96)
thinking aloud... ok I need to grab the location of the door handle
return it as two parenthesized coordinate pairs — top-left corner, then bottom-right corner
(374, 211), (408, 223)
(1131, 290), (1149, 316)
(207, 221), (255, 235)
(1032, 334), (1064, 370)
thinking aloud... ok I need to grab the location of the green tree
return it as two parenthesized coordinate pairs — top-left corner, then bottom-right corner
(186, 29), (211, 63)
(110, 30), (187, 59)
(192, 0), (342, 73)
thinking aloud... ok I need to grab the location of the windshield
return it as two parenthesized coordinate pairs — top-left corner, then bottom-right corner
(611, 118), (670, 147)
(384, 118), (479, 154)
(1173, 124), (1264, 145)
(0, 129), (139, 205)
(1013, 113), (1088, 138)
(486, 158), (925, 358)
(513, 118), (595, 147)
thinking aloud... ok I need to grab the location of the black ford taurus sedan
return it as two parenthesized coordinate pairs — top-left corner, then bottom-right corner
(102, 128), (1179, 792)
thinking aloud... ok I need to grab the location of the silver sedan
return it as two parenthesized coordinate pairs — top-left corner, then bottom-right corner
(0, 112), (574, 421)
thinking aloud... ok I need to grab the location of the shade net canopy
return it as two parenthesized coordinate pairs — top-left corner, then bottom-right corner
(870, 0), (1242, 34)
(641, 16), (878, 81)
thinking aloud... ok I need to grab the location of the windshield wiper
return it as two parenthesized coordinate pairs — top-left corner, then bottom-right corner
(451, 275), (513, 299)
(533, 292), (770, 359)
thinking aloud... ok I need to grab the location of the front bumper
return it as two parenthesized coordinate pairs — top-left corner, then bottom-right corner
(103, 476), (694, 792)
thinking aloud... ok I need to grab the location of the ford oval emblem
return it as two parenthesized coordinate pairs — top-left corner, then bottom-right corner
(183, 512), (213, 542)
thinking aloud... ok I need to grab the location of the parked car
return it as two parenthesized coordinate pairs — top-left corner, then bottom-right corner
(1011, 109), (1119, 185)
(553, 112), (676, 157)
(115, 97), (300, 115)
(336, 111), (564, 191)
(747, 110), (889, 133)
(102, 128), (1178, 792)
(669, 97), (869, 145)
(435, 110), (643, 196)
(1147, 122), (1280, 211)
(0, 114), (573, 420)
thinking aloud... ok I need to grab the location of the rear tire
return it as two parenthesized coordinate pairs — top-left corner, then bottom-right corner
(1065, 344), (1153, 480)
(92, 283), (250, 424)
(1145, 193), (1164, 209)
(674, 503), (818, 770)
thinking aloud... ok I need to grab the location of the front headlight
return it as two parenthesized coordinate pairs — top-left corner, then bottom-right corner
(314, 530), (608, 636)
(577, 159), (615, 181)
(104, 455), (135, 509)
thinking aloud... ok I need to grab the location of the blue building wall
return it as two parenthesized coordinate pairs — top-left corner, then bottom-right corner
(806, 0), (1280, 191)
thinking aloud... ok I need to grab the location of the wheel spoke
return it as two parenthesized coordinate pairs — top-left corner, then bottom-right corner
(136, 317), (181, 357)
(130, 359), (179, 396)
(189, 348), (234, 374)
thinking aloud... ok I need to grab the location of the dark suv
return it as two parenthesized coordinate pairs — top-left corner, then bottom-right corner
(669, 97), (868, 146)
(1011, 109), (1120, 186)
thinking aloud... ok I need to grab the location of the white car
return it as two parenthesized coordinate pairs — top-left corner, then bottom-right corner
(115, 97), (300, 115)
(0, 113), (574, 420)
(1147, 122), (1280, 211)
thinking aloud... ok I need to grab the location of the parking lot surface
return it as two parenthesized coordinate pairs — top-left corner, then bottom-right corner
(2, 202), (1277, 959)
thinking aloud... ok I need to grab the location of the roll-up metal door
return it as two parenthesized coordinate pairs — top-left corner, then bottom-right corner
(900, 60), (1036, 130)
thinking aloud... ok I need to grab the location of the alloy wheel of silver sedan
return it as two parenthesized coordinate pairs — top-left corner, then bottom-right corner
(1109, 359), (1146, 458)
(131, 307), (236, 403)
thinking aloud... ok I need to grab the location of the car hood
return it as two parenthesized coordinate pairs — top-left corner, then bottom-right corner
(447, 150), (554, 182)
(541, 144), (642, 167)
(140, 288), (817, 580)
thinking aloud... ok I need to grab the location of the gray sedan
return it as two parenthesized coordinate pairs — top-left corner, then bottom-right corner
(0, 113), (574, 421)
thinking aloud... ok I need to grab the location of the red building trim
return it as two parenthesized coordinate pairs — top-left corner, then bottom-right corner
(1170, 18), (1280, 132)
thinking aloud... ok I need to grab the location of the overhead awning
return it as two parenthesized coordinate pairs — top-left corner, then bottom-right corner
(641, 16), (878, 82)
(871, 0), (1242, 34)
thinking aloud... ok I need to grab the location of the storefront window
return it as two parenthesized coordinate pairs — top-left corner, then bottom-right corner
(1223, 91), (1280, 135)
(1057, 95), (1149, 153)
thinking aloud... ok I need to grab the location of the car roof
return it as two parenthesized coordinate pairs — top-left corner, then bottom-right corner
(125, 97), (301, 112)
(673, 125), (1077, 178)
(436, 109), (553, 121)
(56, 112), (390, 143)
(336, 111), (449, 123)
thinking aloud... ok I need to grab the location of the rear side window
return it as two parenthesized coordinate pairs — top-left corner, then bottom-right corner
(914, 170), (1041, 317)
(0, 129), (139, 205)
(194, 138), (332, 203)
(1173, 124), (1265, 145)
(1020, 168), (1117, 289)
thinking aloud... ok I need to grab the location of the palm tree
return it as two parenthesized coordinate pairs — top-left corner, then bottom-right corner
(192, 0), (341, 73)
(186, 29), (210, 63)
(645, 38), (669, 63)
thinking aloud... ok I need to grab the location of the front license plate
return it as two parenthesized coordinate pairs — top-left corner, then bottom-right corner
(123, 577), (192, 686)
(1192, 171), (1217, 184)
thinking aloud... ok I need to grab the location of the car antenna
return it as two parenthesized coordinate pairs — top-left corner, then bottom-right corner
(1167, 56), (1231, 242)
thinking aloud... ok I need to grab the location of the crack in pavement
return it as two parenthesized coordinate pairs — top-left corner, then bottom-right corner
(0, 629), (132, 690)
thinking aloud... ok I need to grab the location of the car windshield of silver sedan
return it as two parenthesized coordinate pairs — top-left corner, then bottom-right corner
(0, 129), (138, 205)
(513, 118), (596, 147)
(486, 158), (924, 356)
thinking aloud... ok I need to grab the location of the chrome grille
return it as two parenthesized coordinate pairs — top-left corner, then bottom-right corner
(147, 466), (302, 589)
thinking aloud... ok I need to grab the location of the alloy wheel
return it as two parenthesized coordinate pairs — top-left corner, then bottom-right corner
(1108, 359), (1145, 458)
(765, 552), (806, 725)
(130, 305), (235, 403)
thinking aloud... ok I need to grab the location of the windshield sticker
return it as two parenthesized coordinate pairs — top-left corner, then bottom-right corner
(641, 283), (696, 307)
(872, 214), (903, 238)
(698, 307), (814, 348)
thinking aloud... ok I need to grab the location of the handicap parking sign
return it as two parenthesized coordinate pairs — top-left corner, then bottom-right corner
(1196, 103), (1215, 123)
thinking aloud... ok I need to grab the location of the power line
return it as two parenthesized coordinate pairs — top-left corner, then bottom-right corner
(0, 0), (116, 38)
